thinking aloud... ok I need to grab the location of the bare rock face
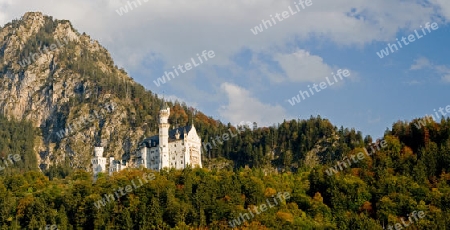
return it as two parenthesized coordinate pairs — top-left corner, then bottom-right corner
(0, 12), (150, 171)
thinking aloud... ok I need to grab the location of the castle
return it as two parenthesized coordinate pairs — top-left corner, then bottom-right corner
(92, 103), (202, 180)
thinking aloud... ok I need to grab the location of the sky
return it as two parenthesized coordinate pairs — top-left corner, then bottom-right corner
(1, 0), (450, 138)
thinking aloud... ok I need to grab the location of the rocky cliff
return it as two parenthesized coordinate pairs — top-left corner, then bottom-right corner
(0, 12), (158, 171)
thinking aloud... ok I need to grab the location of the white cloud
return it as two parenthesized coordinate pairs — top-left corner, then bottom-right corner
(410, 57), (432, 70)
(218, 82), (287, 127)
(274, 49), (334, 82)
(410, 57), (450, 83)
(249, 52), (286, 83)
(0, 0), (445, 73)
(404, 80), (421, 85)
(430, 0), (450, 20)
(442, 74), (450, 82)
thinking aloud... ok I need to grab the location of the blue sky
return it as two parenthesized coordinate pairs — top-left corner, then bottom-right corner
(1, 0), (450, 138)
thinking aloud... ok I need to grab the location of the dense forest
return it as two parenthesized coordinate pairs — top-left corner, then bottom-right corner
(0, 114), (37, 175)
(1, 113), (450, 229)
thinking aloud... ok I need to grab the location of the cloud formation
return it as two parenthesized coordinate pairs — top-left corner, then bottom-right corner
(1, 0), (444, 72)
(410, 57), (450, 83)
(274, 50), (334, 82)
(218, 82), (287, 126)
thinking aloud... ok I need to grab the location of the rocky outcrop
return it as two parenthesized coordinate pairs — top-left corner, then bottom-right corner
(0, 12), (150, 171)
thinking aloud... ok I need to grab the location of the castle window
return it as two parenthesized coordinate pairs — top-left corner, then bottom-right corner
(181, 161), (183, 164)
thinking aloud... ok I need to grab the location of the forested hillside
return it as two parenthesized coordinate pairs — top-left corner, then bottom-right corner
(0, 116), (449, 229)
(0, 114), (37, 175)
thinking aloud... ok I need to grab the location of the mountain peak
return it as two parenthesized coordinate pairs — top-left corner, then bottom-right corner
(0, 13), (148, 170)
(22, 11), (44, 20)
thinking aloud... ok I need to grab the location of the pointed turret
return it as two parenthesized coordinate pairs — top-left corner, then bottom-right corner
(159, 100), (170, 169)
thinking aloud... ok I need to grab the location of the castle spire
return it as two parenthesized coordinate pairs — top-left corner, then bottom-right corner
(160, 91), (169, 110)
(190, 107), (195, 126)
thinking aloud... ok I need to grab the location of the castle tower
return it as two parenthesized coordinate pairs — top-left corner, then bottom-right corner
(91, 147), (107, 181)
(109, 156), (115, 176)
(186, 123), (202, 168)
(159, 102), (170, 169)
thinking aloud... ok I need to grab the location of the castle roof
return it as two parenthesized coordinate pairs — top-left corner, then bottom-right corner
(139, 125), (193, 148)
